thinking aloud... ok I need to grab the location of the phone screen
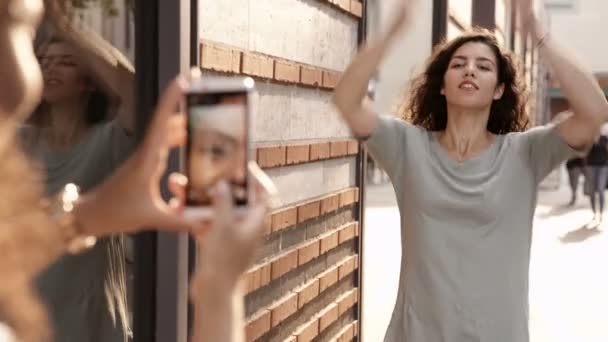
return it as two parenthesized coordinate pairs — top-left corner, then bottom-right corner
(185, 91), (248, 206)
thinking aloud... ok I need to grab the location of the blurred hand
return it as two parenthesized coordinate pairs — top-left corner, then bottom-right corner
(190, 162), (276, 293)
(385, 0), (415, 42)
(75, 73), (199, 236)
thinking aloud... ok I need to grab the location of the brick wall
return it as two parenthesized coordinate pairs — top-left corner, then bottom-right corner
(198, 0), (363, 341)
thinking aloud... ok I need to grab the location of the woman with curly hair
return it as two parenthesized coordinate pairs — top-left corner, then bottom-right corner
(332, 0), (608, 340)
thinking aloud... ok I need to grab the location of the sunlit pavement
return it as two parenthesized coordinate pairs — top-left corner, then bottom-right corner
(362, 174), (608, 342)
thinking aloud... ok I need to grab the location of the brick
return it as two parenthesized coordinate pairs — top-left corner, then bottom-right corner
(341, 324), (355, 341)
(338, 223), (356, 244)
(271, 250), (298, 280)
(300, 66), (323, 87)
(295, 318), (319, 342)
(319, 303), (339, 331)
(320, 194), (340, 215)
(244, 266), (261, 294)
(347, 140), (359, 155)
(271, 207), (297, 232)
(339, 189), (357, 207)
(246, 310), (271, 342)
(330, 141), (348, 158)
(231, 51), (242, 73)
(336, 0), (350, 11)
(200, 42), (235, 73)
(350, 288), (359, 307)
(310, 143), (330, 161)
(242, 52), (274, 79)
(298, 201), (321, 223)
(257, 146), (286, 168)
(260, 264), (271, 287)
(350, 0), (363, 17)
(320, 232), (339, 254)
(284, 336), (297, 342)
(286, 145), (310, 165)
(322, 71), (341, 88)
(339, 257), (356, 280)
(319, 267), (339, 292)
(354, 221), (360, 237)
(353, 321), (359, 336)
(263, 215), (272, 235)
(275, 60), (301, 83)
(271, 293), (298, 327)
(297, 279), (320, 308)
(338, 291), (354, 316)
(298, 240), (320, 266)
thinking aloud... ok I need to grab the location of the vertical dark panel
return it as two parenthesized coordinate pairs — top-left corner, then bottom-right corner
(156, 0), (190, 341)
(472, 0), (496, 30)
(357, 1), (368, 339)
(509, 2), (517, 50)
(432, 0), (448, 47)
(187, 0), (199, 338)
(133, 0), (159, 341)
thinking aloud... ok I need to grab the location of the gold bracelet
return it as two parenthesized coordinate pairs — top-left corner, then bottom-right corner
(48, 183), (97, 254)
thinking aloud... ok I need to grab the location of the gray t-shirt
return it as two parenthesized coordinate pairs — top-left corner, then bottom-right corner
(366, 116), (577, 342)
(21, 121), (135, 342)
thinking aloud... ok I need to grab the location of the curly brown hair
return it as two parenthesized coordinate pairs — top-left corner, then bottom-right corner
(402, 28), (530, 134)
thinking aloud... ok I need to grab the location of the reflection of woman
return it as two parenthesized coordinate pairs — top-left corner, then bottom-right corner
(333, 0), (608, 340)
(20, 2), (135, 341)
(2, 2), (273, 342)
(584, 135), (608, 222)
(189, 99), (246, 205)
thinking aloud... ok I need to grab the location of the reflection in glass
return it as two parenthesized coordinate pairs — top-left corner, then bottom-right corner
(19, 1), (136, 341)
(187, 94), (247, 206)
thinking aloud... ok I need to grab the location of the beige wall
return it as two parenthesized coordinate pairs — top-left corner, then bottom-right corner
(370, 0), (434, 115)
(547, 0), (608, 73)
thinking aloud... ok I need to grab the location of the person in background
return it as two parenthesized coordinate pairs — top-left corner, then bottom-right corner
(0, 1), (273, 342)
(584, 132), (608, 222)
(566, 156), (585, 205)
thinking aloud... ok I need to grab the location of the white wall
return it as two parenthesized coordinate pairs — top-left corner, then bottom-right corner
(547, 0), (608, 73)
(370, 0), (434, 114)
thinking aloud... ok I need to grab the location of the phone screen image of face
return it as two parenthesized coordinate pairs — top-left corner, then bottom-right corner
(187, 93), (247, 206)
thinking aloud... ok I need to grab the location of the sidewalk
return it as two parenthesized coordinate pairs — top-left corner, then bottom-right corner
(361, 172), (608, 341)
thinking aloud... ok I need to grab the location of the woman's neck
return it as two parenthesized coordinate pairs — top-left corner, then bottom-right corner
(45, 99), (89, 149)
(439, 105), (494, 161)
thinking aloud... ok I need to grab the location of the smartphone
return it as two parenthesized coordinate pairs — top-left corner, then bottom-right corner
(181, 76), (255, 220)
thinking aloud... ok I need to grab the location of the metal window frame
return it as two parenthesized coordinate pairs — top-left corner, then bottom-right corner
(133, 1), (192, 341)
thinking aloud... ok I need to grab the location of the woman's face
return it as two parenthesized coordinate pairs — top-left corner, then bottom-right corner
(188, 117), (246, 203)
(441, 42), (504, 111)
(39, 42), (92, 103)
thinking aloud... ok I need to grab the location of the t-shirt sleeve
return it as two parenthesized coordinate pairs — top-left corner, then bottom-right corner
(98, 120), (137, 168)
(519, 123), (581, 183)
(365, 115), (411, 179)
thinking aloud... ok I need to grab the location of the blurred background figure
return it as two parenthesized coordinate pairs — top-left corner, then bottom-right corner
(566, 156), (584, 205)
(583, 125), (608, 222)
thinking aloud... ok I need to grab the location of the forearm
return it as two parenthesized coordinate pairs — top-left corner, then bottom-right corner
(333, 34), (397, 114)
(191, 274), (244, 342)
(533, 17), (608, 125)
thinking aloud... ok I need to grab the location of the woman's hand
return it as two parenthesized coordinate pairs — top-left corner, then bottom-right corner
(513, 0), (547, 40)
(190, 162), (276, 290)
(73, 75), (197, 236)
